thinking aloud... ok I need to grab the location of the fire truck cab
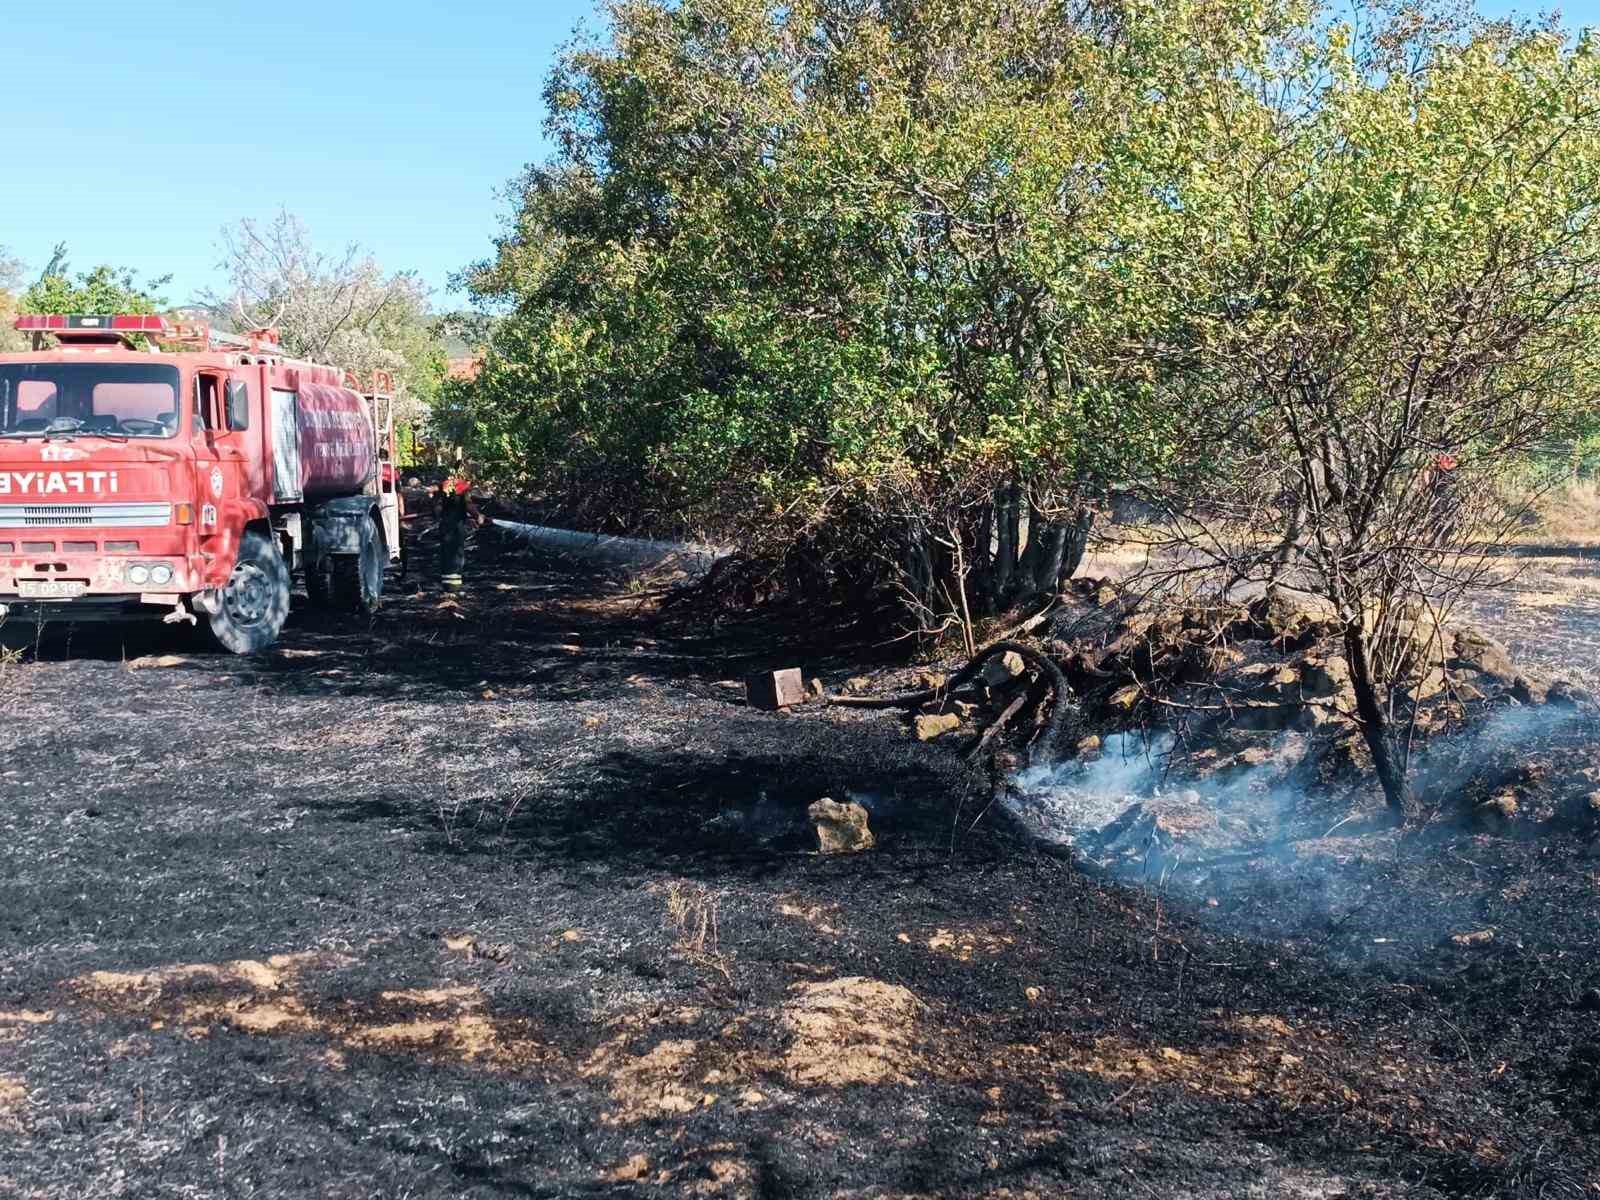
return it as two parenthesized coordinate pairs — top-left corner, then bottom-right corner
(0, 314), (403, 653)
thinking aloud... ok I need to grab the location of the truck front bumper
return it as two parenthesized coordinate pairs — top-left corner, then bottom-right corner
(0, 549), (207, 627)
(0, 594), (156, 625)
(0, 551), (201, 596)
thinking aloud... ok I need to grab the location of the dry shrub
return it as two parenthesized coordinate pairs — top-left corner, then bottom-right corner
(664, 882), (731, 980)
(0, 640), (23, 711)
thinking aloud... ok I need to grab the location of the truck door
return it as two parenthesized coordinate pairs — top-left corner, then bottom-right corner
(191, 370), (252, 574)
(225, 372), (269, 500)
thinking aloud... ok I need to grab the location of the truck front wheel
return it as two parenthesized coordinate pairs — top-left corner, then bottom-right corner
(208, 529), (291, 654)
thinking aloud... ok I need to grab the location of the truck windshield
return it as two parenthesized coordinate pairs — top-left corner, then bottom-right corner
(0, 363), (182, 439)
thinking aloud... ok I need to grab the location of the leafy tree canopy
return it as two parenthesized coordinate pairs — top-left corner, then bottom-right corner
(458, 0), (1286, 583)
(454, 0), (1600, 670)
(20, 253), (170, 318)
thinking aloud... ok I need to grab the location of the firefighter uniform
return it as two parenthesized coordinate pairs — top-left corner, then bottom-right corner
(436, 476), (481, 590)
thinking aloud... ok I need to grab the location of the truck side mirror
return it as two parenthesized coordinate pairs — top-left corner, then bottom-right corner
(226, 380), (250, 431)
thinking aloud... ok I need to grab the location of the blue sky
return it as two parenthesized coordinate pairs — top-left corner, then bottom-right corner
(3, 0), (596, 309)
(1, 0), (1594, 312)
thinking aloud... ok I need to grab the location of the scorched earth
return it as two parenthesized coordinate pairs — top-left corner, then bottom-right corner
(1, 543), (1598, 1199)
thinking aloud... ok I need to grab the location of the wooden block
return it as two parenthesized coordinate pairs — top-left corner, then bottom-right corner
(746, 668), (807, 710)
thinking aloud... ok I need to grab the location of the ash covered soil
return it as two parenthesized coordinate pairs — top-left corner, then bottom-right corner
(2, 544), (1600, 1199)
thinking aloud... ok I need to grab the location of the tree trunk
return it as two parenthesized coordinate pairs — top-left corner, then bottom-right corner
(1015, 496), (1044, 591)
(970, 503), (994, 616)
(1023, 502), (1094, 598)
(1034, 522), (1068, 594)
(1265, 493), (1304, 589)
(993, 485), (1018, 601)
(1060, 505), (1093, 585)
(905, 525), (935, 623)
(1343, 621), (1418, 821)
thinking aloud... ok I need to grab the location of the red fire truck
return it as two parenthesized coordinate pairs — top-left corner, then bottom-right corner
(0, 314), (403, 653)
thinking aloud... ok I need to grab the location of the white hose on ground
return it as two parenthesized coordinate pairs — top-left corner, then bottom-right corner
(490, 519), (727, 571)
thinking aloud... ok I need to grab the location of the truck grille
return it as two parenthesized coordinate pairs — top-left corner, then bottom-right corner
(0, 503), (172, 529)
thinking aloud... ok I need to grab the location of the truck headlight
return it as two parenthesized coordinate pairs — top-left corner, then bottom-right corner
(127, 564), (151, 586)
(149, 564), (173, 586)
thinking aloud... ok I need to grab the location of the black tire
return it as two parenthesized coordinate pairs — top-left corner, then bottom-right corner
(304, 553), (335, 607)
(208, 529), (291, 654)
(331, 516), (384, 615)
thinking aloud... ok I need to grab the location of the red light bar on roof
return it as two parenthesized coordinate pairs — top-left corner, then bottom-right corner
(13, 313), (172, 335)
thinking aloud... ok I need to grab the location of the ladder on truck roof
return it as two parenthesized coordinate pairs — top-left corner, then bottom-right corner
(164, 321), (284, 355)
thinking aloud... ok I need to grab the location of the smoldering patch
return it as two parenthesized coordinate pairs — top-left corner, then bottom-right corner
(1007, 703), (1591, 889)
(1005, 731), (1298, 876)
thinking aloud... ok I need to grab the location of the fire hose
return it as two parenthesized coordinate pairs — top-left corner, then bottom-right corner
(488, 519), (726, 571)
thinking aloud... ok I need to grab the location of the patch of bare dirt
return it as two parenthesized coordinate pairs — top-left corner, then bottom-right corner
(584, 1036), (711, 1119)
(918, 924), (1017, 961)
(0, 1074), (27, 1130)
(77, 950), (327, 998)
(776, 897), (843, 936)
(69, 952), (545, 1068)
(0, 1010), (52, 1046)
(579, 1006), (735, 1123)
(779, 977), (926, 1087)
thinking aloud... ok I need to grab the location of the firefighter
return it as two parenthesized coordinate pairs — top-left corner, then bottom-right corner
(435, 471), (486, 591)
(1421, 451), (1462, 546)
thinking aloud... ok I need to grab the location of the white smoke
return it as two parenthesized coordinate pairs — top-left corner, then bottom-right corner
(1006, 702), (1586, 870)
(1007, 732), (1180, 847)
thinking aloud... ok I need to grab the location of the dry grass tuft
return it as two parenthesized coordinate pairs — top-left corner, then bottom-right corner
(665, 881), (721, 954)
(0, 641), (23, 703)
(664, 882), (734, 981)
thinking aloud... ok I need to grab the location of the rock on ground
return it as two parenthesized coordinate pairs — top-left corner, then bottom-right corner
(807, 797), (875, 854)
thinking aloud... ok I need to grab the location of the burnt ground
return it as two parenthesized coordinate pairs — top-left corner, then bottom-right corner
(2, 539), (1600, 1199)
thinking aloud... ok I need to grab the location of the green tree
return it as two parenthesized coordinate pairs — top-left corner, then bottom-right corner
(21, 259), (170, 317)
(460, 0), (1278, 633)
(0, 247), (24, 352)
(1144, 7), (1600, 818)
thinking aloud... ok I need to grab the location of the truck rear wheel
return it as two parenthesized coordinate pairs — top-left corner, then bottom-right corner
(304, 554), (335, 608)
(208, 530), (291, 654)
(331, 516), (384, 615)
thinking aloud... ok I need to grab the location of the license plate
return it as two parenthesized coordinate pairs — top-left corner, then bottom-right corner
(18, 580), (87, 600)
